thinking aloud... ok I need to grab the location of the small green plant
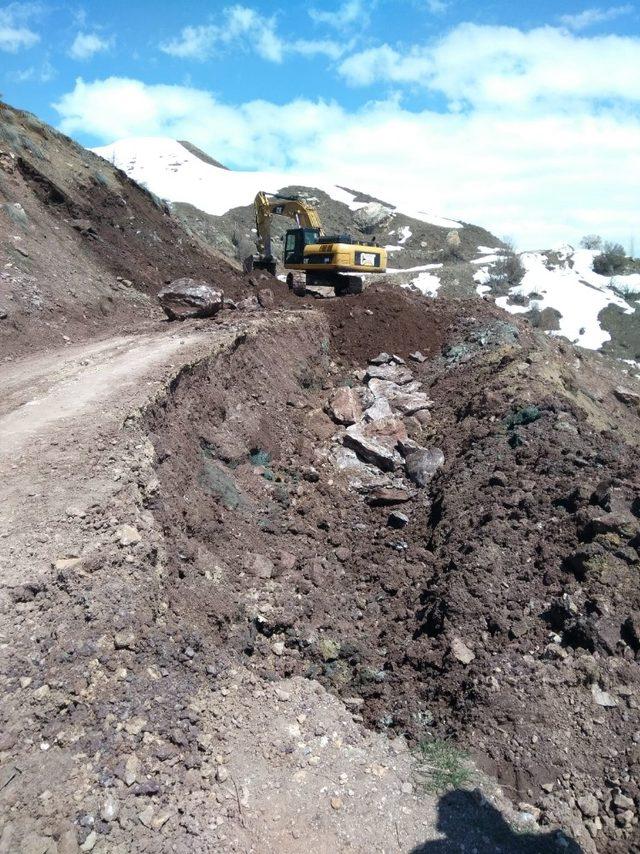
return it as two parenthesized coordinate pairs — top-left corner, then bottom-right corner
(414, 738), (472, 793)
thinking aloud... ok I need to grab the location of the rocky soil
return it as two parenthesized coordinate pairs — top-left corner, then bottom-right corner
(1, 101), (640, 854)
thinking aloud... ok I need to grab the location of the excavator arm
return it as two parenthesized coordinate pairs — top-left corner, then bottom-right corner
(253, 191), (323, 260)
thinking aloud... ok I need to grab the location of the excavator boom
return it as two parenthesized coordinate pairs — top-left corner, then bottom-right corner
(254, 191), (322, 259)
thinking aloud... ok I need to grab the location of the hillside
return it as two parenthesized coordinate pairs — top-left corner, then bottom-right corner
(95, 137), (640, 365)
(1, 103), (640, 854)
(0, 105), (246, 359)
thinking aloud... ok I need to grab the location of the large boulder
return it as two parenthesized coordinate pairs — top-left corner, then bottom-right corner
(344, 416), (407, 472)
(327, 387), (362, 425)
(158, 278), (224, 320)
(353, 202), (394, 233)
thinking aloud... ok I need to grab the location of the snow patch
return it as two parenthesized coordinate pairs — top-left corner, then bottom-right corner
(494, 249), (635, 350)
(93, 137), (463, 229)
(397, 226), (412, 244)
(386, 263), (443, 275)
(403, 271), (441, 298)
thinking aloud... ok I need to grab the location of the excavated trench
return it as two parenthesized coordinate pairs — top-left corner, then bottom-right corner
(143, 299), (640, 853)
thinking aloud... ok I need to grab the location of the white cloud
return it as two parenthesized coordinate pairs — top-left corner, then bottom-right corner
(54, 76), (640, 252)
(338, 23), (640, 110)
(69, 31), (113, 60)
(161, 5), (283, 63)
(309, 0), (367, 28)
(0, 2), (40, 52)
(290, 38), (348, 59)
(560, 5), (633, 31)
(339, 44), (430, 86)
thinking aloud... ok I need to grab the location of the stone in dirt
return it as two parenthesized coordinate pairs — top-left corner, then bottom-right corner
(409, 351), (427, 362)
(363, 396), (393, 422)
(391, 390), (432, 416)
(237, 295), (260, 311)
(365, 486), (411, 506)
(366, 363), (414, 385)
(403, 445), (445, 487)
(344, 416), (407, 472)
(370, 352), (393, 365)
(450, 637), (475, 664)
(257, 288), (274, 308)
(244, 552), (274, 579)
(327, 387), (362, 425)
(591, 684), (618, 707)
(158, 279), (224, 321)
(54, 557), (82, 571)
(114, 629), (136, 650)
(578, 794), (599, 818)
(388, 510), (409, 528)
(614, 386), (640, 408)
(117, 524), (141, 546)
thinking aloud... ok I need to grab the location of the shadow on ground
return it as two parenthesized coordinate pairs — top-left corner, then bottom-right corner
(411, 790), (583, 853)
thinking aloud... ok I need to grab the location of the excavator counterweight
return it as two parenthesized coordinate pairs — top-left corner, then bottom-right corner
(244, 191), (387, 296)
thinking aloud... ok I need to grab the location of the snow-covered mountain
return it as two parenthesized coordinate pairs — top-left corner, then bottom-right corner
(93, 137), (462, 229)
(93, 137), (640, 363)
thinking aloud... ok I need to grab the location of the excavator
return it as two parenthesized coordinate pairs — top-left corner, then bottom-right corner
(244, 191), (387, 296)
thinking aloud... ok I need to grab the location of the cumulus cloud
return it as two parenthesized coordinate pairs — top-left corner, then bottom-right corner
(54, 76), (640, 250)
(161, 5), (283, 62)
(560, 5), (633, 31)
(0, 2), (41, 52)
(69, 32), (113, 60)
(338, 23), (640, 111)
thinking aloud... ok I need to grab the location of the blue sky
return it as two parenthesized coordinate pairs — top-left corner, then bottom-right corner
(1, 1), (639, 247)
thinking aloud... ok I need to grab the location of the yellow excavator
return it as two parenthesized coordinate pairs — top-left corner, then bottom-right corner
(244, 191), (387, 295)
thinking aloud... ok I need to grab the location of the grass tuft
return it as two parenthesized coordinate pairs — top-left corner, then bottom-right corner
(414, 738), (472, 793)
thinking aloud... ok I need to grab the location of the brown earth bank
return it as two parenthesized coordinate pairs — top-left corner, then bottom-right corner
(1, 302), (581, 854)
(141, 290), (640, 853)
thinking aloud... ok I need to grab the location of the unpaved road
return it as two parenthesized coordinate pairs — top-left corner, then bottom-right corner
(0, 324), (221, 590)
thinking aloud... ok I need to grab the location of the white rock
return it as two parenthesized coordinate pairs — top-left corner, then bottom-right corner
(450, 637), (475, 665)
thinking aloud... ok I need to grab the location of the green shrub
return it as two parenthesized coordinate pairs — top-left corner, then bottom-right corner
(593, 242), (627, 276)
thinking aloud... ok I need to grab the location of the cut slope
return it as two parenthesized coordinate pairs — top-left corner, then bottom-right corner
(0, 104), (246, 358)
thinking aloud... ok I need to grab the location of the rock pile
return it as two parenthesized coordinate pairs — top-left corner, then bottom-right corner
(326, 352), (444, 500)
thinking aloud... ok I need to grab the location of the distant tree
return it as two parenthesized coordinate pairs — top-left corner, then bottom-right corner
(593, 241), (627, 276)
(580, 234), (603, 250)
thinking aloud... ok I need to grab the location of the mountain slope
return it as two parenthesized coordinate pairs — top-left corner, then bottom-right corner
(0, 104), (245, 358)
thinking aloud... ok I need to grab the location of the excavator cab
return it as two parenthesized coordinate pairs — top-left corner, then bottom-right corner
(283, 228), (321, 265)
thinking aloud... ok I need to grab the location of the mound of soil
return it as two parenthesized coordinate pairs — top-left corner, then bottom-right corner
(143, 289), (640, 853)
